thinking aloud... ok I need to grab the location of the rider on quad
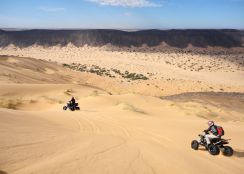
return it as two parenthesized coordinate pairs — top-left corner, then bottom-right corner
(70, 97), (76, 106)
(201, 121), (223, 147)
(192, 120), (232, 156)
(63, 97), (80, 111)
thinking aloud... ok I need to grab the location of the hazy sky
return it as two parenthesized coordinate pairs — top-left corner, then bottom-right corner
(0, 0), (244, 29)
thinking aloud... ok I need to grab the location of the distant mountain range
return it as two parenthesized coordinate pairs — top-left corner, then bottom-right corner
(0, 29), (243, 48)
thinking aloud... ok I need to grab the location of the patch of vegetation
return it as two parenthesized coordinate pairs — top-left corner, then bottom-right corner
(117, 102), (146, 115)
(0, 99), (22, 110)
(29, 99), (37, 104)
(64, 89), (74, 96)
(123, 73), (148, 80)
(40, 96), (61, 104)
(90, 90), (99, 96)
(63, 63), (149, 81)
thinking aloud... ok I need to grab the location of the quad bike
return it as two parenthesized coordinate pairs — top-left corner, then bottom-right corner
(63, 102), (80, 111)
(191, 131), (233, 156)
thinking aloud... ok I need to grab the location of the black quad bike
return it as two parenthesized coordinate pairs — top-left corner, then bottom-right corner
(191, 132), (233, 156)
(63, 102), (80, 111)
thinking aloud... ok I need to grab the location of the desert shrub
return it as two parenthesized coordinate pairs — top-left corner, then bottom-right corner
(123, 73), (148, 80)
(0, 99), (22, 110)
(90, 90), (99, 96)
(62, 63), (148, 80)
(117, 102), (146, 114)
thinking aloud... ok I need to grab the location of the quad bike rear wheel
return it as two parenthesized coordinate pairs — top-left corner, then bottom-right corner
(63, 106), (67, 110)
(222, 146), (233, 156)
(208, 144), (220, 155)
(191, 140), (199, 150)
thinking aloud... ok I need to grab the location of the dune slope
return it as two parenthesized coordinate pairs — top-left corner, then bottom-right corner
(1, 86), (244, 174)
(0, 53), (244, 174)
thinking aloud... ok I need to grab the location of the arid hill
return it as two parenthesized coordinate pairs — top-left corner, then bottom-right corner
(0, 29), (244, 48)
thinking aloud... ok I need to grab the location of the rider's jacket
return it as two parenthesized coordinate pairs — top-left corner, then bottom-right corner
(206, 125), (218, 136)
(70, 98), (76, 105)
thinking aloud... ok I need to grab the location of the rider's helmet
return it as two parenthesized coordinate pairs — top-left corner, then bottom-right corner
(207, 120), (214, 127)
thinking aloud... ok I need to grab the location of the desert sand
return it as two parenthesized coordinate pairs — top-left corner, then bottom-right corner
(1, 44), (244, 96)
(0, 47), (244, 174)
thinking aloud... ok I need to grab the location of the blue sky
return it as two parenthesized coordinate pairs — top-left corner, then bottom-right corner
(0, 0), (244, 29)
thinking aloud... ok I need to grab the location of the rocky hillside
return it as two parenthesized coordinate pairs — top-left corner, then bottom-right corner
(0, 29), (243, 48)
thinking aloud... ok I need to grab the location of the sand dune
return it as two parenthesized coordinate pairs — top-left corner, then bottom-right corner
(0, 55), (87, 84)
(0, 50), (244, 174)
(1, 84), (244, 174)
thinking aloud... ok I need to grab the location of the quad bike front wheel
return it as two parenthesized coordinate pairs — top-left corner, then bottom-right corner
(191, 140), (199, 150)
(63, 106), (67, 110)
(222, 146), (233, 156)
(208, 144), (220, 155)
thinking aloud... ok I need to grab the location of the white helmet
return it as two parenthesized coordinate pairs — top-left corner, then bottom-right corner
(207, 121), (214, 126)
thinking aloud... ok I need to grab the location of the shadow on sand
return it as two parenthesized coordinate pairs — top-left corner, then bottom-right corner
(0, 170), (8, 174)
(198, 148), (207, 151)
(195, 148), (244, 158)
(233, 150), (244, 158)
